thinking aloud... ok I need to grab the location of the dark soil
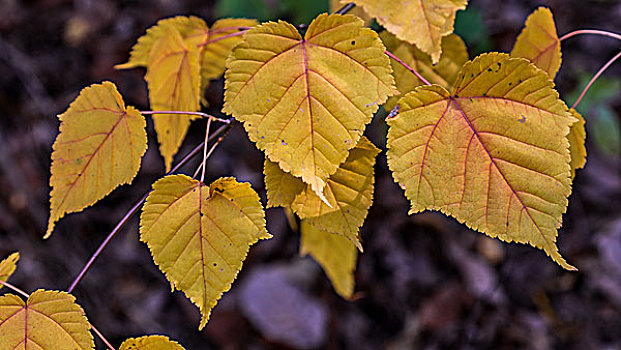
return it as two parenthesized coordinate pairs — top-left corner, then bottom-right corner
(1, 1), (620, 349)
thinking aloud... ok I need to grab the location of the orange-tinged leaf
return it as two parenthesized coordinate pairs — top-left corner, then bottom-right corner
(200, 18), (259, 91)
(0, 252), (19, 287)
(381, 31), (469, 109)
(300, 220), (357, 299)
(47, 82), (147, 238)
(568, 108), (587, 178)
(0, 290), (94, 349)
(386, 53), (577, 270)
(115, 16), (208, 70)
(511, 7), (561, 79)
(348, 0), (468, 63)
(140, 175), (271, 329)
(224, 13), (396, 197)
(146, 27), (202, 172)
(120, 335), (185, 350)
(265, 137), (379, 247)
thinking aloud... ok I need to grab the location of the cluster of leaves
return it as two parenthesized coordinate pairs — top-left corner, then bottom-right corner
(1, 1), (593, 348)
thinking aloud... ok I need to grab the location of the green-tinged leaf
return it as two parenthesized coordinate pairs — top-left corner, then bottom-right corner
(140, 175), (271, 329)
(300, 220), (357, 299)
(0, 252), (19, 287)
(224, 13), (396, 197)
(120, 335), (185, 350)
(568, 109), (587, 179)
(200, 18), (259, 93)
(265, 137), (379, 248)
(0, 290), (94, 349)
(47, 82), (147, 238)
(381, 31), (469, 109)
(511, 7), (561, 79)
(347, 0), (468, 63)
(146, 27), (202, 172)
(386, 53), (577, 270)
(115, 16), (208, 70)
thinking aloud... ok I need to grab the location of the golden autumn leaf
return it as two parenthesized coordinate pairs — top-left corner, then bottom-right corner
(0, 252), (19, 287)
(265, 137), (379, 248)
(300, 220), (357, 299)
(347, 0), (468, 63)
(200, 18), (259, 92)
(568, 108), (587, 178)
(140, 175), (271, 329)
(511, 7), (561, 79)
(386, 53), (577, 270)
(120, 335), (185, 350)
(47, 82), (147, 238)
(224, 13), (396, 197)
(146, 27), (202, 172)
(0, 290), (94, 349)
(381, 31), (469, 109)
(115, 16), (208, 70)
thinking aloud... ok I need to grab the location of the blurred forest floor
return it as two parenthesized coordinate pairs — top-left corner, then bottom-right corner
(0, 0), (620, 349)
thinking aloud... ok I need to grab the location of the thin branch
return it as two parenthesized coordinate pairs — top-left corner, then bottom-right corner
(572, 51), (621, 110)
(335, 2), (356, 15)
(560, 29), (621, 42)
(200, 116), (212, 183)
(139, 110), (231, 124)
(66, 122), (234, 293)
(193, 125), (233, 179)
(0, 280), (30, 298)
(198, 30), (248, 47)
(385, 50), (432, 86)
(90, 323), (116, 350)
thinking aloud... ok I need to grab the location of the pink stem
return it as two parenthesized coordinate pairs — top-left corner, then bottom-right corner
(139, 110), (230, 124)
(572, 51), (621, 110)
(0, 280), (29, 298)
(385, 50), (432, 86)
(90, 323), (116, 350)
(560, 29), (621, 42)
(200, 117), (212, 183)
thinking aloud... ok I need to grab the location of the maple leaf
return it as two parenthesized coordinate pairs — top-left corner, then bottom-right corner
(47, 82), (147, 238)
(347, 0), (468, 63)
(381, 31), (469, 109)
(140, 175), (271, 329)
(120, 335), (185, 350)
(300, 220), (358, 299)
(146, 27), (202, 172)
(511, 7), (561, 79)
(265, 136), (380, 248)
(224, 13), (396, 197)
(0, 252), (19, 287)
(0, 290), (94, 349)
(115, 16), (208, 70)
(386, 53), (577, 269)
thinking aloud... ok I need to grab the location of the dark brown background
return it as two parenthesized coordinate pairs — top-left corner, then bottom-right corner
(1, 0), (620, 349)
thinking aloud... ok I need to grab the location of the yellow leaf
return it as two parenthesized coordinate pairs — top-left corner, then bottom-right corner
(511, 7), (561, 79)
(265, 137), (379, 248)
(200, 18), (259, 92)
(120, 335), (185, 350)
(115, 16), (208, 70)
(264, 158), (306, 208)
(140, 175), (271, 329)
(386, 53), (577, 270)
(146, 27), (202, 172)
(568, 108), (587, 179)
(0, 290), (94, 349)
(300, 220), (357, 299)
(0, 252), (19, 287)
(47, 82), (147, 238)
(330, 0), (372, 24)
(224, 13), (396, 197)
(381, 31), (469, 109)
(348, 0), (468, 63)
